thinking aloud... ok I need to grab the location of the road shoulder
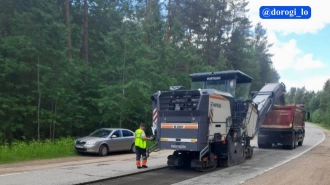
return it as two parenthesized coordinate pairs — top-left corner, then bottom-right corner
(242, 124), (330, 185)
(0, 150), (172, 175)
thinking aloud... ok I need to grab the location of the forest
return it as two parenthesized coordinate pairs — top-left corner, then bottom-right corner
(1, 0), (327, 147)
(285, 81), (330, 128)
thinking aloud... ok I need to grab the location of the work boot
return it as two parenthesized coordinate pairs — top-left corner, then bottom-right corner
(137, 166), (142, 169)
(142, 165), (148, 168)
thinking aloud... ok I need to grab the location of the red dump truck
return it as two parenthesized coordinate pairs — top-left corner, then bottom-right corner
(257, 104), (310, 150)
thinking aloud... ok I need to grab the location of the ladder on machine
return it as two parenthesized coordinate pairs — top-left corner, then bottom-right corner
(146, 141), (160, 158)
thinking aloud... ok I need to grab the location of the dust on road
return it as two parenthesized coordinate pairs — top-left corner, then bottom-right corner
(242, 125), (330, 185)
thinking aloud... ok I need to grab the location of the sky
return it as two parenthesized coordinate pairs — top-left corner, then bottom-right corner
(246, 0), (330, 92)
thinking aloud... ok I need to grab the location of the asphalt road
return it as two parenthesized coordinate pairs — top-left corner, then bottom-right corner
(173, 123), (325, 185)
(81, 123), (325, 185)
(0, 123), (325, 185)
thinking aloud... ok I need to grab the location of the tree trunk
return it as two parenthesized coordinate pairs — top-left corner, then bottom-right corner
(37, 54), (41, 142)
(120, 36), (127, 128)
(143, 0), (152, 47)
(50, 102), (53, 139)
(53, 99), (57, 141)
(81, 0), (88, 64)
(165, 0), (171, 42)
(146, 0), (151, 19)
(65, 0), (72, 59)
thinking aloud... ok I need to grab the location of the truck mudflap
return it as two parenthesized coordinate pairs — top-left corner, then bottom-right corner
(281, 131), (294, 146)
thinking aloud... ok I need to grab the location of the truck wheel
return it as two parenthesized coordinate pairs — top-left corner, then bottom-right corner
(294, 135), (298, 148)
(288, 136), (295, 150)
(298, 139), (304, 146)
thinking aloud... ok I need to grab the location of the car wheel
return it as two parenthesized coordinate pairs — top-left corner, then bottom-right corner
(99, 144), (108, 156)
(130, 143), (136, 153)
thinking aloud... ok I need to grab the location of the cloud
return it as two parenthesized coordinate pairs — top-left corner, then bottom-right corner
(267, 32), (327, 91)
(247, 0), (330, 35)
(244, 0), (329, 92)
(293, 54), (325, 71)
(266, 31), (325, 71)
(304, 76), (330, 92)
(282, 75), (330, 92)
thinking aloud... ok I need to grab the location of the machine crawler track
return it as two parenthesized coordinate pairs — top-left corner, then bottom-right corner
(194, 163), (217, 172)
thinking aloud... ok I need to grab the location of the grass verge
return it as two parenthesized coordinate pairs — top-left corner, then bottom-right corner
(0, 138), (159, 165)
(0, 137), (76, 164)
(308, 122), (330, 130)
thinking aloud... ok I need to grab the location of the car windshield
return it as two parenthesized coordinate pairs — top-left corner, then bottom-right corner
(89, 129), (112, 138)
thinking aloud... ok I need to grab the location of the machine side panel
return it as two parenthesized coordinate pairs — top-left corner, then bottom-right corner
(245, 103), (258, 137)
(159, 122), (199, 151)
(208, 94), (231, 141)
(157, 110), (208, 152)
(197, 95), (210, 151)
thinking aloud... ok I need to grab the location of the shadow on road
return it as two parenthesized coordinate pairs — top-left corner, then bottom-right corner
(76, 150), (134, 157)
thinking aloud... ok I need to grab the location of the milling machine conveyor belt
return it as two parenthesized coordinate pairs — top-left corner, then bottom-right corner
(252, 82), (286, 133)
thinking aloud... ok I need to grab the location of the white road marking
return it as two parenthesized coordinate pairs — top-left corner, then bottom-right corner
(239, 126), (326, 184)
(0, 172), (29, 177)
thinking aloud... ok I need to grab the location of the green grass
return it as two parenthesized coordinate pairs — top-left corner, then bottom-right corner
(0, 138), (159, 165)
(308, 122), (330, 130)
(0, 137), (76, 164)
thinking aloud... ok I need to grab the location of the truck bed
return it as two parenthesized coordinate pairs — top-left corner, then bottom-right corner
(258, 104), (306, 149)
(261, 105), (304, 129)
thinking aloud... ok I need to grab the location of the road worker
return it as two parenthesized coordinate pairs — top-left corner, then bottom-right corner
(135, 123), (153, 169)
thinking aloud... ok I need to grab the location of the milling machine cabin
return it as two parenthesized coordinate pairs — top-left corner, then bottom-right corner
(150, 70), (286, 171)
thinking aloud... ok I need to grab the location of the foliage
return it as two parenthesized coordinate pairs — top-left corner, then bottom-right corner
(0, 137), (76, 164)
(0, 0), (280, 144)
(286, 79), (330, 126)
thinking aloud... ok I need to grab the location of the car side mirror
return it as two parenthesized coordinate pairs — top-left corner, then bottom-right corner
(111, 135), (117, 138)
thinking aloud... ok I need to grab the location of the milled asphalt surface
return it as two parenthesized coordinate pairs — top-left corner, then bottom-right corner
(0, 123), (324, 185)
(0, 151), (172, 185)
(172, 123), (324, 185)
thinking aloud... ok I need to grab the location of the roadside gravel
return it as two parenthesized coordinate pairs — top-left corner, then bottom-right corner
(242, 125), (330, 185)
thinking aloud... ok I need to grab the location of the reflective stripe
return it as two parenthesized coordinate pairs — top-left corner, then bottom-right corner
(209, 108), (213, 123)
(160, 123), (198, 129)
(153, 109), (158, 123)
(135, 129), (146, 149)
(160, 138), (198, 143)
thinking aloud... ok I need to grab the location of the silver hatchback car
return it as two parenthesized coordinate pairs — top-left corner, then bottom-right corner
(74, 128), (136, 156)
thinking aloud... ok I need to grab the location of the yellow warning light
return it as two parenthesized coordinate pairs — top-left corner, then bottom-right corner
(202, 157), (208, 162)
(160, 138), (168, 141)
(191, 139), (197, 143)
